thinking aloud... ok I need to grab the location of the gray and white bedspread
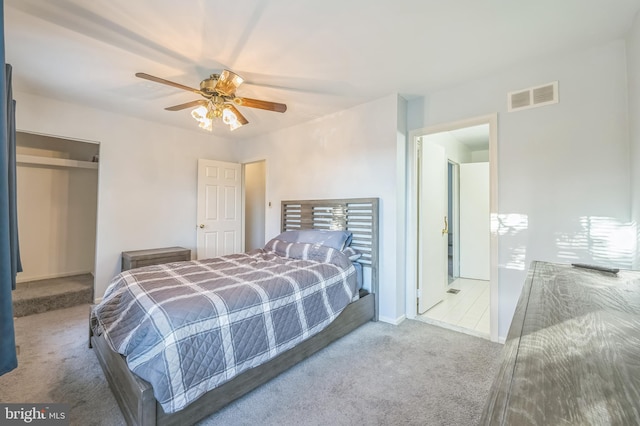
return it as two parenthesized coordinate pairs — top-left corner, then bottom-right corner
(90, 239), (358, 413)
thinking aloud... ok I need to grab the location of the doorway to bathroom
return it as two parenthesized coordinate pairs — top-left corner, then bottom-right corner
(407, 114), (498, 342)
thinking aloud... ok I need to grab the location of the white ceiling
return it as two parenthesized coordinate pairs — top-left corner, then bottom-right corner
(5, 0), (640, 139)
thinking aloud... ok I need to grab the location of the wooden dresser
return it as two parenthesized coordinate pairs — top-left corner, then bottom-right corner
(481, 261), (640, 425)
(121, 247), (191, 271)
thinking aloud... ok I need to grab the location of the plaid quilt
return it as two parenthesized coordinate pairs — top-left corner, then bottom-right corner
(91, 240), (358, 413)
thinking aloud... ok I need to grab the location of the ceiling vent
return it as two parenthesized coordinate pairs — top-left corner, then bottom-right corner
(508, 81), (558, 112)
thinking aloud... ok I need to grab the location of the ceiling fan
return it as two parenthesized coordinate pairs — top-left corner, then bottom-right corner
(136, 70), (287, 131)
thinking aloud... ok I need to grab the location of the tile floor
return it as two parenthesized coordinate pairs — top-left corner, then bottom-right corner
(415, 278), (490, 339)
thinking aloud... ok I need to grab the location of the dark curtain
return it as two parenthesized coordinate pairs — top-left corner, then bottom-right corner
(1, 0), (22, 376)
(6, 65), (20, 286)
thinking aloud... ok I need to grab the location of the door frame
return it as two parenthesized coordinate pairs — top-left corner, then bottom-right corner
(242, 159), (267, 252)
(448, 160), (460, 283)
(406, 113), (499, 342)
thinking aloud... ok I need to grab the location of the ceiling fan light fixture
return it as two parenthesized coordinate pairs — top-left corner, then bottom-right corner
(212, 104), (224, 118)
(222, 107), (243, 131)
(191, 105), (213, 132)
(190, 105), (208, 121)
(199, 120), (213, 132)
(136, 69), (286, 133)
(215, 70), (244, 96)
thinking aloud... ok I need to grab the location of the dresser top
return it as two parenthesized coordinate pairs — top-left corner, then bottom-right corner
(482, 261), (640, 425)
(122, 247), (190, 260)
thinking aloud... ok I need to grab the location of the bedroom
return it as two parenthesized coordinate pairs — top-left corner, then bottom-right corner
(1, 0), (640, 424)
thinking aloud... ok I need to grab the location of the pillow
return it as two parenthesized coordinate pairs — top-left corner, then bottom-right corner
(341, 246), (362, 261)
(263, 239), (353, 270)
(274, 230), (353, 250)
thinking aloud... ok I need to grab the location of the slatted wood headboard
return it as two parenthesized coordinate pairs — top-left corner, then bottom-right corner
(281, 198), (379, 316)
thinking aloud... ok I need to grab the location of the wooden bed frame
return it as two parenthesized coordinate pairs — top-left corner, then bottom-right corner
(91, 198), (379, 426)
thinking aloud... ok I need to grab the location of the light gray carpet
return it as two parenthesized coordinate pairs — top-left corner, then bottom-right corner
(0, 304), (502, 426)
(12, 274), (93, 317)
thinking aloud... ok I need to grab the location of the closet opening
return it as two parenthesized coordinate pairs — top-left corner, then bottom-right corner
(14, 131), (99, 315)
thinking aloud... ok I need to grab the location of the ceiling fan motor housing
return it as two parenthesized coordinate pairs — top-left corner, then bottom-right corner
(200, 74), (220, 95)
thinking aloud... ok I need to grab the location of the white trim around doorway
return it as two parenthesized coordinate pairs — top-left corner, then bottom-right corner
(405, 114), (499, 342)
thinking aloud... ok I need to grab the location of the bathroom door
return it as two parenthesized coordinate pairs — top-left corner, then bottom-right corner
(417, 140), (447, 313)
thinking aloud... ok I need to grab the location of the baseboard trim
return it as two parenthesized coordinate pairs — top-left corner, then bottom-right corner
(17, 270), (94, 284)
(379, 314), (406, 325)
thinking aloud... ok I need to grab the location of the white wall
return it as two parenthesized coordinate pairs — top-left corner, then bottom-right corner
(235, 94), (408, 324)
(628, 12), (640, 270)
(409, 40), (632, 338)
(13, 92), (236, 299)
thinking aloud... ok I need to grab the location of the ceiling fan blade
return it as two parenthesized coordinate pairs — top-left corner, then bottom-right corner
(227, 104), (249, 125)
(136, 72), (202, 95)
(165, 99), (208, 111)
(235, 97), (287, 113)
(214, 70), (244, 97)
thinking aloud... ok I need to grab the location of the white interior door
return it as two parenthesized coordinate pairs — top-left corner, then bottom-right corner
(197, 159), (242, 259)
(460, 162), (490, 280)
(418, 140), (448, 314)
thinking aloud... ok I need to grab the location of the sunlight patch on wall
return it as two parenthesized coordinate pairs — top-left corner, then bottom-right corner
(555, 217), (636, 268)
(493, 213), (529, 271)
(493, 213), (529, 236)
(504, 246), (528, 271)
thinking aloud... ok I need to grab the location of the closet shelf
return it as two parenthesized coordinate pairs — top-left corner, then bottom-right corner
(17, 154), (98, 170)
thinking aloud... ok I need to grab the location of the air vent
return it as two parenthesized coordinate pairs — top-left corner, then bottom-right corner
(508, 81), (558, 112)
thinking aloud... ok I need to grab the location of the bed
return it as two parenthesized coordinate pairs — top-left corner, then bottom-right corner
(90, 198), (379, 426)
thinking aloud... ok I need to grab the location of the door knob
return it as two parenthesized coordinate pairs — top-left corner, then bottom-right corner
(199, 224), (205, 229)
